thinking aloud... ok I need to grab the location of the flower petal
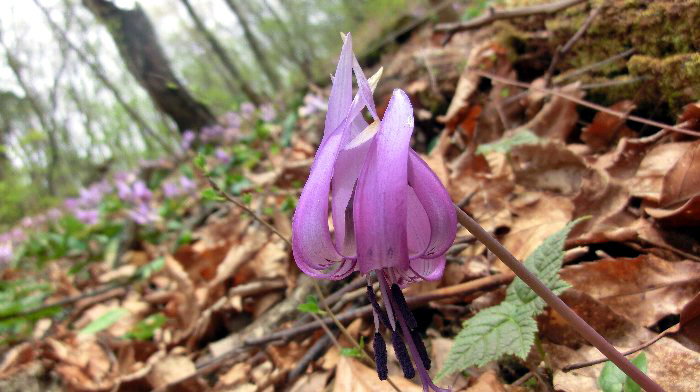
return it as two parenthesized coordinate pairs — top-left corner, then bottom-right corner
(321, 34), (353, 144)
(354, 89), (414, 274)
(353, 56), (378, 121)
(406, 186), (430, 257)
(407, 150), (457, 259)
(331, 115), (370, 257)
(391, 255), (447, 287)
(292, 117), (351, 278)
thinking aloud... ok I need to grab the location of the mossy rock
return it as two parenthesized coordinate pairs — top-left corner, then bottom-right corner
(498, 0), (700, 116)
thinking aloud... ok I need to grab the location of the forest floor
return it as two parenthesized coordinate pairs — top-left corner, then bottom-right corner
(2, 1), (700, 391)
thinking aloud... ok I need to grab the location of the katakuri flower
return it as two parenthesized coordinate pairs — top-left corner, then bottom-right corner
(292, 34), (456, 392)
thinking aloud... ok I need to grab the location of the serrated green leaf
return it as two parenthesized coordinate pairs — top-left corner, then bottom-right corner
(437, 302), (538, 379)
(623, 353), (648, 392)
(439, 217), (588, 379)
(504, 217), (589, 314)
(476, 129), (540, 155)
(79, 308), (128, 335)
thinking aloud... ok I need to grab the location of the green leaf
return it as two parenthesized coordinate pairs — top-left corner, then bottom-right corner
(624, 353), (648, 392)
(194, 153), (207, 170)
(437, 301), (538, 379)
(476, 129), (540, 155)
(136, 257), (165, 280)
(201, 188), (224, 201)
(79, 308), (128, 335)
(439, 217), (588, 379)
(599, 360), (626, 392)
(297, 295), (325, 315)
(124, 313), (167, 341)
(340, 336), (365, 358)
(598, 353), (648, 392)
(504, 217), (588, 314)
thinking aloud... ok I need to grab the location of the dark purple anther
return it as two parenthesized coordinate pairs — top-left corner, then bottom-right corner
(373, 332), (388, 380)
(391, 330), (415, 379)
(391, 283), (417, 330)
(410, 328), (431, 370)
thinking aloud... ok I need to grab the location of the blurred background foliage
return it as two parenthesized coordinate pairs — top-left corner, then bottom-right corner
(0, 0), (426, 228)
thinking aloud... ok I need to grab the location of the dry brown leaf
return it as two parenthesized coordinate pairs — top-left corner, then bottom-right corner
(500, 192), (573, 268)
(659, 139), (700, 206)
(465, 370), (505, 392)
(594, 132), (667, 181)
(522, 83), (583, 141)
(288, 371), (331, 392)
(581, 100), (636, 151)
(560, 255), (700, 327)
(549, 337), (700, 392)
(0, 342), (34, 378)
(429, 337), (470, 390)
(627, 142), (691, 203)
(645, 195), (700, 227)
(217, 362), (251, 387)
(146, 354), (197, 390)
(510, 141), (588, 195)
(333, 356), (422, 392)
(208, 229), (269, 289)
(677, 101), (700, 131)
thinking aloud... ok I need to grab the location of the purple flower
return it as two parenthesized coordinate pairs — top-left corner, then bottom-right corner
(181, 130), (196, 150)
(214, 148), (230, 164)
(260, 104), (276, 122)
(240, 102), (256, 117)
(75, 209), (100, 225)
(0, 241), (12, 267)
(162, 176), (196, 199)
(291, 35), (454, 391)
(47, 208), (62, 221)
(223, 112), (241, 128)
(126, 203), (158, 225)
(162, 181), (180, 199)
(10, 228), (26, 243)
(179, 176), (196, 193)
(299, 93), (327, 117)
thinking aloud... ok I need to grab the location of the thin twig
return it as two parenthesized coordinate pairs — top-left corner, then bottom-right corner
(555, 48), (635, 83)
(436, 0), (588, 32)
(454, 205), (665, 392)
(475, 70), (700, 138)
(562, 329), (670, 372)
(545, 3), (604, 86)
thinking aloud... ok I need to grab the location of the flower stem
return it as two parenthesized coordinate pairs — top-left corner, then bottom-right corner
(454, 205), (665, 392)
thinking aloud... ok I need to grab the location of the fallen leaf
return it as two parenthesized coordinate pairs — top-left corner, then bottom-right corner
(146, 354), (197, 390)
(333, 356), (422, 392)
(659, 140), (700, 206)
(509, 141), (588, 195)
(289, 371), (331, 392)
(581, 100), (636, 151)
(522, 83), (583, 141)
(465, 370), (505, 392)
(560, 255), (700, 327)
(627, 142), (691, 203)
(645, 195), (700, 227)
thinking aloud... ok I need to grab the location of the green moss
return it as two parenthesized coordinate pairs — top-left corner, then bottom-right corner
(628, 53), (700, 111)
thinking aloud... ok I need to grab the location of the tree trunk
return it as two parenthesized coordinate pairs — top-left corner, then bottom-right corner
(223, 0), (281, 90)
(33, 0), (173, 153)
(178, 0), (264, 105)
(82, 0), (216, 133)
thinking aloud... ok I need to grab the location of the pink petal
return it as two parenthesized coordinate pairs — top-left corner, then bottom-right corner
(321, 34), (353, 145)
(353, 56), (378, 121)
(406, 186), (430, 257)
(354, 90), (414, 274)
(331, 115), (370, 257)
(407, 150), (457, 259)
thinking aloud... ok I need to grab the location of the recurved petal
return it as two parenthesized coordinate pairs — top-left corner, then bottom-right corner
(292, 117), (352, 278)
(407, 186), (430, 258)
(407, 149), (456, 259)
(354, 89), (414, 274)
(322, 34), (353, 143)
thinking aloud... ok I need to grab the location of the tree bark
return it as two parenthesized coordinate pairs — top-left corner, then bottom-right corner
(178, 0), (263, 105)
(82, 0), (216, 133)
(33, 0), (173, 153)
(223, 0), (281, 90)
